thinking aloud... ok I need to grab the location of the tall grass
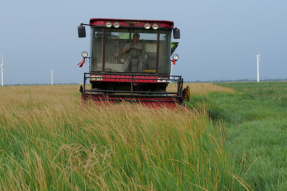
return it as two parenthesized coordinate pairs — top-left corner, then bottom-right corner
(0, 85), (249, 190)
(217, 82), (287, 107)
(189, 82), (287, 190)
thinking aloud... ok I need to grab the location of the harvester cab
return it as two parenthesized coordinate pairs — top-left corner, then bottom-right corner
(77, 18), (190, 108)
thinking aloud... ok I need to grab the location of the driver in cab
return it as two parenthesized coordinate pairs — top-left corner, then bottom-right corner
(114, 33), (143, 72)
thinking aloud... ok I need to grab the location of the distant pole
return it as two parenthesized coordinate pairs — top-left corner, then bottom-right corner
(1, 53), (3, 86)
(257, 56), (259, 82)
(257, 57), (259, 82)
(1, 65), (3, 86)
(51, 69), (53, 85)
(256, 54), (261, 82)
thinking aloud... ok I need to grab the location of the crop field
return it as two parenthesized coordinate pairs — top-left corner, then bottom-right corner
(189, 82), (287, 190)
(1, 82), (285, 190)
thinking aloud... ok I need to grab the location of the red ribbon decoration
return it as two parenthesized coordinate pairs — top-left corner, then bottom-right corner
(77, 58), (86, 67)
(171, 60), (176, 65)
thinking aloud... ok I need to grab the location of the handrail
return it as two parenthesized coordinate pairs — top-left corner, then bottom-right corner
(82, 72), (183, 104)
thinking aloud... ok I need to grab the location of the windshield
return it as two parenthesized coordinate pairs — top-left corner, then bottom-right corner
(90, 28), (171, 74)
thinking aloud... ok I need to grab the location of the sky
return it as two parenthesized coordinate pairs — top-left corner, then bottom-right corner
(0, 0), (286, 84)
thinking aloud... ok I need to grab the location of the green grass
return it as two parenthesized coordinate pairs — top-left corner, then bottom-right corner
(0, 85), (250, 190)
(219, 82), (287, 107)
(188, 82), (287, 190)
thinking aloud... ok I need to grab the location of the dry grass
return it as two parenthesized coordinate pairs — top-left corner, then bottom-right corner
(0, 84), (248, 190)
(167, 83), (235, 95)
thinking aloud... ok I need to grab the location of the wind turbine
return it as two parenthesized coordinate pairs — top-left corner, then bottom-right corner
(255, 52), (261, 82)
(1, 53), (11, 86)
(51, 69), (54, 85)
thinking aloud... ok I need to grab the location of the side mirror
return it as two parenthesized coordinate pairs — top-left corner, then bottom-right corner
(173, 28), (180, 39)
(78, 24), (86, 38)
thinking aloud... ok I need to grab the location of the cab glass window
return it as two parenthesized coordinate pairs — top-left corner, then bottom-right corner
(90, 27), (172, 75)
(158, 31), (171, 74)
(90, 28), (104, 71)
(104, 29), (158, 73)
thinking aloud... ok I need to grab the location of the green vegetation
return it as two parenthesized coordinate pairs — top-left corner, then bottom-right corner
(0, 85), (249, 190)
(188, 82), (287, 190)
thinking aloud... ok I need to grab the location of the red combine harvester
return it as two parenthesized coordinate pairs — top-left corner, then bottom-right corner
(77, 18), (190, 108)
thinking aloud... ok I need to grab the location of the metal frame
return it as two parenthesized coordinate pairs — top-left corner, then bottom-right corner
(81, 72), (184, 104)
(102, 28), (106, 72)
(156, 30), (160, 74)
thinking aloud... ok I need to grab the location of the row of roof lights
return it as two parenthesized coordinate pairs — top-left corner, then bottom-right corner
(106, 22), (158, 30)
(144, 23), (158, 30)
(106, 22), (119, 28)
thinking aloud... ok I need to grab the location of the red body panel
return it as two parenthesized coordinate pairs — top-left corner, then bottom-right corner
(89, 18), (174, 29)
(89, 74), (169, 83)
(81, 94), (178, 109)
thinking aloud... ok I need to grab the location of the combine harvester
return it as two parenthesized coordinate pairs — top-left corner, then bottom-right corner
(77, 18), (190, 109)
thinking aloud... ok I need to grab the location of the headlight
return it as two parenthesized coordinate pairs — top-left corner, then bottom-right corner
(144, 23), (151, 29)
(152, 23), (158, 30)
(114, 22), (120, 28)
(172, 54), (179, 61)
(106, 22), (112, 28)
(81, 51), (88, 58)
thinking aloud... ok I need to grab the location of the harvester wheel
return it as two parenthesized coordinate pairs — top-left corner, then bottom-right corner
(184, 86), (190, 102)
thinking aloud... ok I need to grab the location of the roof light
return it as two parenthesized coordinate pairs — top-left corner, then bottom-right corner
(172, 54), (179, 61)
(106, 22), (112, 28)
(144, 23), (151, 29)
(114, 22), (120, 28)
(152, 23), (158, 30)
(81, 51), (88, 58)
